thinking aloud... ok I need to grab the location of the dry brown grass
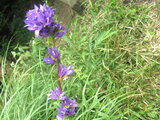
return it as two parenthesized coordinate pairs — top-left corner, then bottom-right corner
(144, 2), (160, 55)
(143, 2), (160, 97)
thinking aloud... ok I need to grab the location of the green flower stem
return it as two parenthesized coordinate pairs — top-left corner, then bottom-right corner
(57, 60), (62, 94)
(49, 36), (56, 48)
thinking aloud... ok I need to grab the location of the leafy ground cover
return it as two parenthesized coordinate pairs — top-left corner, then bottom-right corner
(0, 0), (160, 119)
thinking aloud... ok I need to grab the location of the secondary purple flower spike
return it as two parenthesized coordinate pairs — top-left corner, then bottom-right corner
(24, 3), (55, 37)
(47, 87), (66, 100)
(58, 64), (74, 80)
(48, 47), (60, 61)
(56, 98), (78, 120)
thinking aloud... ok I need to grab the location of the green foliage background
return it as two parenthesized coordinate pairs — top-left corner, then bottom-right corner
(0, 0), (160, 119)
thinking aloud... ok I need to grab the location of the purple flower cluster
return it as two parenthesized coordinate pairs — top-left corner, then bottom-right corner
(48, 87), (78, 120)
(25, 3), (77, 120)
(43, 47), (60, 64)
(50, 23), (67, 38)
(44, 47), (76, 119)
(47, 87), (66, 100)
(24, 3), (66, 38)
(59, 64), (74, 80)
(43, 48), (74, 80)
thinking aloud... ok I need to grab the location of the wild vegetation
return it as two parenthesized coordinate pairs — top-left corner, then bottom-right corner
(0, 0), (160, 119)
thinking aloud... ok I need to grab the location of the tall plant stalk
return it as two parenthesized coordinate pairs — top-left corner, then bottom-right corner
(51, 37), (62, 93)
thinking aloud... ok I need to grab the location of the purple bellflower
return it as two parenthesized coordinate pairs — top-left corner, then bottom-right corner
(47, 87), (66, 100)
(56, 98), (78, 120)
(43, 56), (54, 64)
(58, 64), (74, 80)
(43, 47), (60, 64)
(24, 3), (67, 38)
(50, 23), (67, 38)
(48, 47), (60, 60)
(24, 3), (55, 37)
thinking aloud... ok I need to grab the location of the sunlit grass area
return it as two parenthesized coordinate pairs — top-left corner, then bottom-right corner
(0, 0), (160, 119)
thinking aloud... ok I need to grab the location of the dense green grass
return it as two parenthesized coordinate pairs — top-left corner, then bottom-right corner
(0, 0), (160, 119)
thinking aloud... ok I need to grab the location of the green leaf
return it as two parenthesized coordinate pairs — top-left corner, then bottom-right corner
(94, 29), (117, 47)
(63, 36), (74, 46)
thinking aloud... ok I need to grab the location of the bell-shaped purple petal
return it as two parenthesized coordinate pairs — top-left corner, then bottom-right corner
(58, 64), (66, 77)
(48, 47), (60, 60)
(49, 22), (67, 38)
(39, 28), (50, 37)
(62, 98), (78, 108)
(55, 97), (78, 119)
(35, 30), (40, 38)
(47, 87), (66, 100)
(34, 4), (39, 10)
(55, 113), (63, 120)
(55, 30), (67, 38)
(43, 56), (54, 64)
(58, 25), (65, 30)
(66, 65), (75, 76)
(58, 64), (74, 80)
(58, 64), (63, 77)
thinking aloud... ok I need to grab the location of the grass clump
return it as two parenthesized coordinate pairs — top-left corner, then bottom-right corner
(0, 0), (159, 119)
